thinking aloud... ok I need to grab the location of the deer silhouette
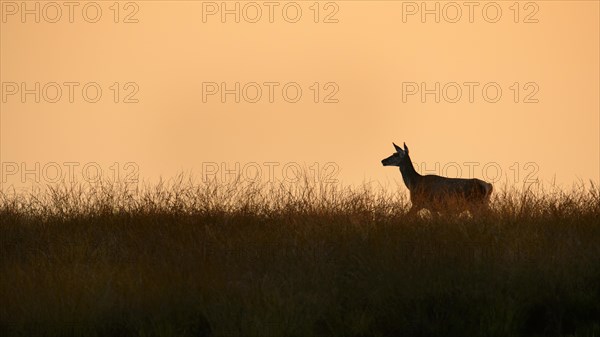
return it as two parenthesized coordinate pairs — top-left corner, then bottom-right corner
(382, 142), (493, 216)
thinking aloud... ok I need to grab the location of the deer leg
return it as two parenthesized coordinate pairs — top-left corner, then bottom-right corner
(480, 203), (492, 216)
(406, 204), (420, 218)
(469, 202), (492, 218)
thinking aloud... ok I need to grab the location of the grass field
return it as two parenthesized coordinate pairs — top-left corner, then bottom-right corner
(1, 176), (599, 337)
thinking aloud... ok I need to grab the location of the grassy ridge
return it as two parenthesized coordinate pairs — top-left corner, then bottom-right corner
(1, 177), (599, 337)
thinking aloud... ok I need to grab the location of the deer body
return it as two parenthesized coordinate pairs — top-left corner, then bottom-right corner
(382, 142), (492, 215)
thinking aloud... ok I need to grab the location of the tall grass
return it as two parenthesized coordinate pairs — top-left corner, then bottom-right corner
(1, 175), (599, 337)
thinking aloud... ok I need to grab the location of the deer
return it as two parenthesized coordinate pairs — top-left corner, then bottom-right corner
(382, 142), (493, 217)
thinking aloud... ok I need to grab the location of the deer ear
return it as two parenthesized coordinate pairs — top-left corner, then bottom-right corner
(403, 143), (409, 154)
(393, 142), (403, 152)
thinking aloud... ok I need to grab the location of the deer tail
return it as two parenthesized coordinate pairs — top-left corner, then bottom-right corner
(483, 182), (493, 200)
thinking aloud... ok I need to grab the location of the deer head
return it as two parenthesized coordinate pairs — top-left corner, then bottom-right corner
(381, 142), (410, 167)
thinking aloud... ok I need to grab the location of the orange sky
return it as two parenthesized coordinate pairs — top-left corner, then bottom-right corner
(1, 1), (598, 191)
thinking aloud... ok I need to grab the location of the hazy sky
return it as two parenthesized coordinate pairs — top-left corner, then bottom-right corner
(1, 1), (598, 191)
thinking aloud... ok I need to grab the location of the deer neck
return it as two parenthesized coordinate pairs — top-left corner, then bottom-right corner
(399, 155), (421, 191)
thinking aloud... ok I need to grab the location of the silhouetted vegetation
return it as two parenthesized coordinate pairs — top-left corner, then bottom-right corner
(1, 175), (599, 336)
